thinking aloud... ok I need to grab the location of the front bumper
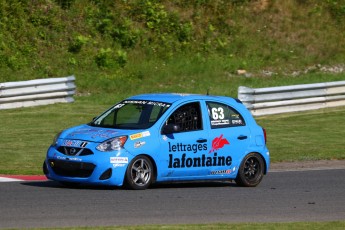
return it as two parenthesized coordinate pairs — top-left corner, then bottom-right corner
(44, 145), (130, 186)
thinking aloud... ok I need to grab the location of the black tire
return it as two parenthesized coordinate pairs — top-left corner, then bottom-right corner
(235, 152), (265, 187)
(124, 155), (154, 190)
(43, 161), (48, 175)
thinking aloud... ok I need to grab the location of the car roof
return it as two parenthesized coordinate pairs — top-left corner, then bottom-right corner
(127, 93), (240, 104)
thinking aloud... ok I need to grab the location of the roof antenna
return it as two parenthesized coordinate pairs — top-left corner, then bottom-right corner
(206, 88), (210, 95)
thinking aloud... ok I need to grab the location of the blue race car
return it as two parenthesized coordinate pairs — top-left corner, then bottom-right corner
(43, 93), (269, 189)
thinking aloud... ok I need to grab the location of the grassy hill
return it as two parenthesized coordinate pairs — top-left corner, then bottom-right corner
(0, 0), (345, 99)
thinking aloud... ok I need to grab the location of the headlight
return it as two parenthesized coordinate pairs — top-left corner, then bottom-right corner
(96, 136), (127, 152)
(52, 131), (63, 146)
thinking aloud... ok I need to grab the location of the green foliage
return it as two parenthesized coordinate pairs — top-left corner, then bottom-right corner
(326, 0), (345, 21)
(95, 48), (114, 68)
(137, 0), (172, 32)
(68, 35), (89, 53)
(55, 0), (75, 9)
(177, 22), (194, 43)
(95, 48), (127, 69)
(0, 0), (345, 88)
(111, 19), (140, 49)
(116, 50), (128, 68)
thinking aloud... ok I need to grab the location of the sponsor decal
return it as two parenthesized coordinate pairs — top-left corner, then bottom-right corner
(231, 114), (240, 118)
(56, 155), (66, 160)
(63, 140), (88, 148)
(210, 169), (231, 175)
(56, 156), (82, 161)
(130, 133), (142, 140)
(209, 134), (230, 153)
(211, 120), (230, 126)
(167, 135), (232, 169)
(110, 157), (128, 164)
(67, 129), (118, 139)
(113, 163), (126, 168)
(114, 103), (125, 109)
(134, 141), (146, 148)
(232, 119), (243, 125)
(168, 152), (232, 168)
(123, 100), (171, 108)
(130, 131), (150, 140)
(169, 142), (207, 154)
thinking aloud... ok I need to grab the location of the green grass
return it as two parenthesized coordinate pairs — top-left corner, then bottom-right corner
(0, 101), (106, 175)
(1, 1), (345, 88)
(257, 106), (345, 162)
(77, 61), (345, 105)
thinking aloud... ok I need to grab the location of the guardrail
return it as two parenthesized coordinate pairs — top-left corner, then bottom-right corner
(238, 80), (345, 116)
(0, 76), (76, 110)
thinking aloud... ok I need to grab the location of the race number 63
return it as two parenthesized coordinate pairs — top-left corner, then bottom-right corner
(211, 107), (224, 120)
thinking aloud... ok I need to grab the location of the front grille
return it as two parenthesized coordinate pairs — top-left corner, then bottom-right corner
(57, 146), (94, 156)
(49, 159), (95, 178)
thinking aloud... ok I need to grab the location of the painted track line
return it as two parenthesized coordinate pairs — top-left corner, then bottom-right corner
(0, 175), (47, 182)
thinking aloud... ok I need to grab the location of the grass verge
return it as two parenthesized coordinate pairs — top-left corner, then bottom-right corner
(29, 221), (345, 230)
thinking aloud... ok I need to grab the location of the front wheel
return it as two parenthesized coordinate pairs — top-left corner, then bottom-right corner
(235, 153), (265, 187)
(124, 155), (154, 190)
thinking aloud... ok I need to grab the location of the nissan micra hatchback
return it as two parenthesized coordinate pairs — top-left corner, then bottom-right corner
(43, 93), (269, 189)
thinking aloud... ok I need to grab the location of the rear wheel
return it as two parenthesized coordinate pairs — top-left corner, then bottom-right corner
(124, 155), (153, 190)
(235, 152), (264, 187)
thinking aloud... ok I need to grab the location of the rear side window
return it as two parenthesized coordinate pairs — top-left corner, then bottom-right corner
(206, 101), (245, 129)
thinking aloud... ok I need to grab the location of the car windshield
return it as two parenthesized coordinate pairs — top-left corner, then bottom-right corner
(89, 100), (171, 129)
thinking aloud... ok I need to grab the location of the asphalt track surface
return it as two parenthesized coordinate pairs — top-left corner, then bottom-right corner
(0, 169), (345, 229)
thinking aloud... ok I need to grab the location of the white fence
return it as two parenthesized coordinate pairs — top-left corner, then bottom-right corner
(238, 80), (345, 116)
(0, 76), (76, 110)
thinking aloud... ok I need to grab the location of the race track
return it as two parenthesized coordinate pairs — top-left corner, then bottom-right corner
(0, 169), (344, 229)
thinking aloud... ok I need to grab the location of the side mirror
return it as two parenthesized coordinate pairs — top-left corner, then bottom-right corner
(162, 124), (181, 134)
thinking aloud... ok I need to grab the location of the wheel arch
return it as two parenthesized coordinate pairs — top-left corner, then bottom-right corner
(143, 154), (158, 183)
(238, 151), (268, 175)
(250, 151), (268, 175)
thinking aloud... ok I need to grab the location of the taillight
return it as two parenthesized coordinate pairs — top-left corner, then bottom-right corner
(263, 128), (267, 144)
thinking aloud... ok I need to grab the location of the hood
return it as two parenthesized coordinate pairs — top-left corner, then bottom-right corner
(60, 124), (137, 143)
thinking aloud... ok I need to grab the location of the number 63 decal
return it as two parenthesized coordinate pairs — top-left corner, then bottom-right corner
(211, 107), (224, 120)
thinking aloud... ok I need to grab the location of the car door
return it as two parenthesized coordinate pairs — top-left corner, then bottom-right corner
(205, 101), (250, 177)
(158, 101), (210, 179)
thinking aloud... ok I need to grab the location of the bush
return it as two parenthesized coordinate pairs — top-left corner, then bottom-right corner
(68, 35), (89, 53)
(326, 0), (345, 21)
(94, 48), (127, 69)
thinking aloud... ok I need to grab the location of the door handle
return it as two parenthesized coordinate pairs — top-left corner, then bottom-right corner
(197, 139), (207, 143)
(237, 135), (247, 140)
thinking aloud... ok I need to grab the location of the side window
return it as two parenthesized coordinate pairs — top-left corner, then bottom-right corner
(207, 102), (245, 129)
(166, 102), (202, 132)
